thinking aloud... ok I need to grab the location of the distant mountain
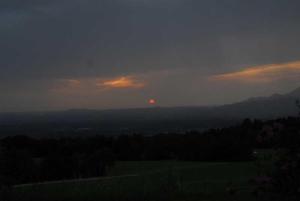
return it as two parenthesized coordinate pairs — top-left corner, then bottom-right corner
(0, 87), (299, 137)
(288, 86), (300, 97)
(213, 87), (300, 119)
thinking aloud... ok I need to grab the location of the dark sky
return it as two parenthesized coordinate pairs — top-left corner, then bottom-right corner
(1, 0), (300, 112)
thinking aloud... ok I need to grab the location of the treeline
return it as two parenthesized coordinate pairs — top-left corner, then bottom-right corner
(0, 117), (300, 185)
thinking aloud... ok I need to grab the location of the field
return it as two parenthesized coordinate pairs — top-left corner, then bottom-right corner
(13, 161), (258, 201)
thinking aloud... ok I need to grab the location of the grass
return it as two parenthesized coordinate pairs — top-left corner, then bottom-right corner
(115, 160), (255, 176)
(13, 161), (258, 201)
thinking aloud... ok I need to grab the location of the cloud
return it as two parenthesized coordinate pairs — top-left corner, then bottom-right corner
(0, 0), (65, 11)
(1, 0), (300, 82)
(97, 76), (145, 89)
(210, 60), (300, 83)
(1, 0), (300, 112)
(51, 75), (145, 95)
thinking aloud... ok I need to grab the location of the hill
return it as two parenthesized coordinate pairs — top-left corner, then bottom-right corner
(0, 87), (299, 136)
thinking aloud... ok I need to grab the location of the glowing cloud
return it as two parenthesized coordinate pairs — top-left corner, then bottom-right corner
(211, 61), (300, 83)
(52, 75), (145, 94)
(97, 76), (145, 89)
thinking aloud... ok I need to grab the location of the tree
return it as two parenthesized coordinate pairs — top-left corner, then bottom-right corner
(82, 148), (115, 177)
(296, 99), (300, 116)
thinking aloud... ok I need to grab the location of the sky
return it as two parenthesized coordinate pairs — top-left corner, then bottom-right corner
(1, 0), (300, 112)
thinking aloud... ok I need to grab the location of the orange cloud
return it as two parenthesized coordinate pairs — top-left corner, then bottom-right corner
(51, 76), (145, 95)
(211, 60), (300, 82)
(97, 76), (145, 89)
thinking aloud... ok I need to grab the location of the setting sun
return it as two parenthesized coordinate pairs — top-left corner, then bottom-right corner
(148, 99), (156, 105)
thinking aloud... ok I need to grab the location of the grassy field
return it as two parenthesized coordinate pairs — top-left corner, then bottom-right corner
(13, 161), (258, 201)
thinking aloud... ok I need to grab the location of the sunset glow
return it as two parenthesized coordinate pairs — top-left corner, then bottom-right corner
(97, 76), (145, 89)
(211, 61), (300, 82)
(2, 0), (300, 112)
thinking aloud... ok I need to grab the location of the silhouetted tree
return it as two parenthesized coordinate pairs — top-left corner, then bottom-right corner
(296, 99), (300, 116)
(0, 147), (36, 184)
(82, 148), (114, 177)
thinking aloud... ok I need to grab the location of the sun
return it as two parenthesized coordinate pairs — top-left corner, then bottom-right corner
(148, 99), (156, 105)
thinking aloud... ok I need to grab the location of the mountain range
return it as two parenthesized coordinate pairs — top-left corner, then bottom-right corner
(0, 87), (299, 136)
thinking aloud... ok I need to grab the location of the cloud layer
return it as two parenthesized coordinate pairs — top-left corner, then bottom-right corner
(1, 0), (300, 111)
(211, 61), (300, 82)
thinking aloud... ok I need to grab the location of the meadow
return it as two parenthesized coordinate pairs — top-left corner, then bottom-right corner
(13, 160), (259, 201)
